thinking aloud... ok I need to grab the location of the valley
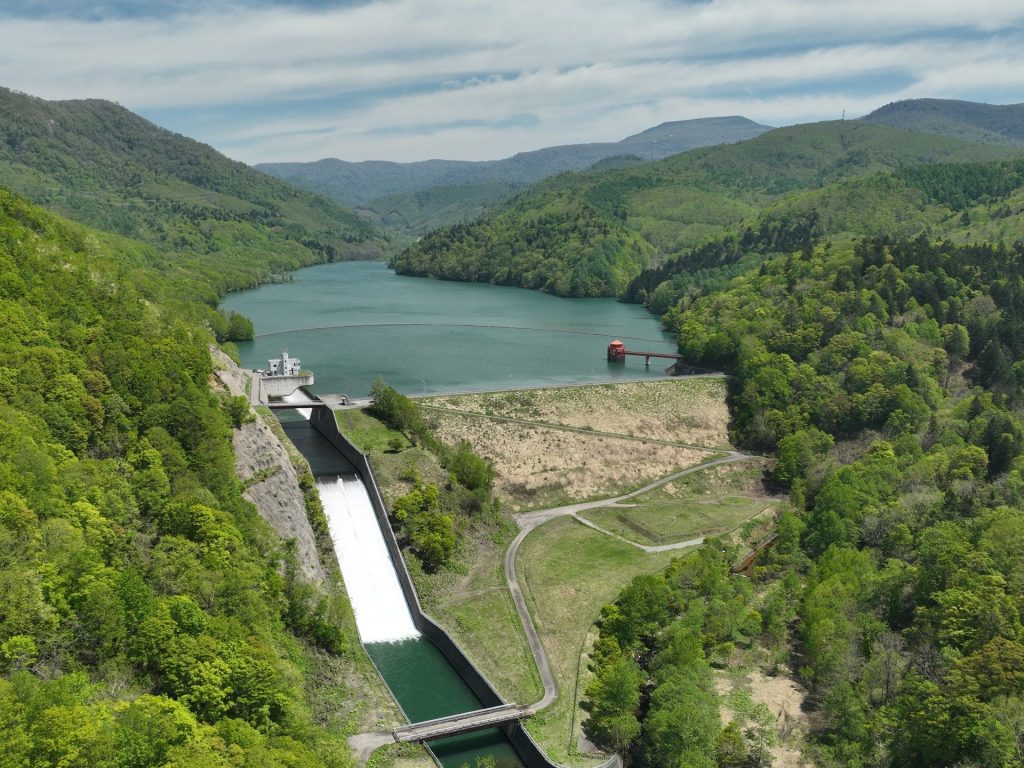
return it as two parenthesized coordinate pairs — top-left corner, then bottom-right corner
(3, 72), (1024, 768)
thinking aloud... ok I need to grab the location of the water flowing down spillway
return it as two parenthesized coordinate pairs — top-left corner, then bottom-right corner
(281, 390), (318, 419)
(275, 414), (525, 767)
(318, 476), (420, 643)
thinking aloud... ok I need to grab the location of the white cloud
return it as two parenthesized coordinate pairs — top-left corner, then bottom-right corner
(1, 0), (1022, 161)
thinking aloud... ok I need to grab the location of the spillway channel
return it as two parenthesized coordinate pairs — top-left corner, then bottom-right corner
(278, 415), (525, 768)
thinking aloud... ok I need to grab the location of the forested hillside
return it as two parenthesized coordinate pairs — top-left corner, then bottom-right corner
(392, 122), (1021, 298)
(0, 186), (375, 766)
(0, 87), (385, 297)
(584, 235), (1024, 766)
(630, 156), (1024, 316)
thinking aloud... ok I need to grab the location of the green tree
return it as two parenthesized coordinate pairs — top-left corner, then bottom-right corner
(582, 645), (643, 752)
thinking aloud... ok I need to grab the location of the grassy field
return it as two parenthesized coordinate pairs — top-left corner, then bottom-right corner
(580, 459), (778, 545)
(425, 410), (715, 512)
(335, 408), (412, 454)
(517, 517), (684, 766)
(421, 378), (731, 448)
(420, 379), (730, 512)
(421, 546), (544, 705)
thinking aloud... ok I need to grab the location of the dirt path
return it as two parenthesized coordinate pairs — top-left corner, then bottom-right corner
(507, 452), (755, 713)
(716, 669), (810, 768)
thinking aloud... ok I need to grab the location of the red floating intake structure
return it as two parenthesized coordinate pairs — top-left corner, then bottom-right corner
(607, 339), (682, 366)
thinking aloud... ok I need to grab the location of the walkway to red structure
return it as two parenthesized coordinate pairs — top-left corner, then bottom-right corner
(606, 339), (682, 365)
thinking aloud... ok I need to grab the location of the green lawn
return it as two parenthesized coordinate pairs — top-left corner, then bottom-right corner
(335, 408), (412, 454)
(422, 552), (543, 706)
(582, 495), (773, 545)
(517, 517), (685, 766)
(580, 460), (777, 545)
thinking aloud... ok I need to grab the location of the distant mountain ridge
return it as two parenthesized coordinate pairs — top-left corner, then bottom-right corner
(862, 98), (1024, 146)
(256, 116), (772, 236)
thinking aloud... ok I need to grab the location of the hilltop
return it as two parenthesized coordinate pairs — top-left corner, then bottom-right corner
(257, 116), (772, 236)
(862, 98), (1024, 146)
(0, 87), (386, 296)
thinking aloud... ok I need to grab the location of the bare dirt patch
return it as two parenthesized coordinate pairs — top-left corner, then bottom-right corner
(716, 668), (810, 768)
(427, 411), (713, 511)
(422, 378), (731, 449)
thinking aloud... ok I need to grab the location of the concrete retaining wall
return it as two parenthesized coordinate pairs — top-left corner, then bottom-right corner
(259, 373), (315, 399)
(308, 408), (506, 707)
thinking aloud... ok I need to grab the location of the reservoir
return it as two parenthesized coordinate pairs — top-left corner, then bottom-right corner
(223, 261), (673, 396)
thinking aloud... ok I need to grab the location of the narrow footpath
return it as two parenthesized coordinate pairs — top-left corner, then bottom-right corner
(506, 451), (754, 714)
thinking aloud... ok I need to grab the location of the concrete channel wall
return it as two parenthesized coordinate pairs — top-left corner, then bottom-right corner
(308, 406), (616, 768)
(309, 407), (507, 705)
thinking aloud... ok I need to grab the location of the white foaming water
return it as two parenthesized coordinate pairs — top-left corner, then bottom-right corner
(282, 390), (314, 419)
(318, 476), (421, 643)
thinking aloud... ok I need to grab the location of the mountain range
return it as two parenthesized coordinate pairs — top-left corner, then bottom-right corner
(257, 117), (773, 236)
(392, 119), (1024, 301)
(861, 98), (1024, 146)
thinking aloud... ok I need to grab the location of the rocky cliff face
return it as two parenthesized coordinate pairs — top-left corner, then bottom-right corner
(211, 347), (327, 584)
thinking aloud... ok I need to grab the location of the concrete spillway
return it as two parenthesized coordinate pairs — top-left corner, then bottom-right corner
(276, 396), (417, 643)
(282, 390), (318, 419)
(318, 475), (420, 644)
(277, 411), (533, 767)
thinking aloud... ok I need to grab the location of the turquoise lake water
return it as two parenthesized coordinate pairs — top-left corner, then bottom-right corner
(222, 261), (674, 397)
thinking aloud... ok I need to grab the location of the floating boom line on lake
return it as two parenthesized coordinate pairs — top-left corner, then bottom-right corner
(254, 322), (677, 345)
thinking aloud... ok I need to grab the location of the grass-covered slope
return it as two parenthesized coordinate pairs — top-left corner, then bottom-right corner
(0, 87), (386, 295)
(392, 121), (1021, 298)
(862, 97), (1024, 146)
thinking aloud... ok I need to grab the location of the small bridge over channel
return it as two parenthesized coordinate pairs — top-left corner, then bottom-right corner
(392, 704), (527, 743)
(265, 400), (327, 410)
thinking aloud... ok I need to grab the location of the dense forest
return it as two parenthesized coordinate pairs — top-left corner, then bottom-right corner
(0, 185), (369, 765)
(392, 122), (1021, 298)
(584, 234), (1024, 766)
(366, 380), (498, 572)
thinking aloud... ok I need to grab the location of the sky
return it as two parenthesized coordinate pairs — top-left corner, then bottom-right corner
(1, 0), (1023, 164)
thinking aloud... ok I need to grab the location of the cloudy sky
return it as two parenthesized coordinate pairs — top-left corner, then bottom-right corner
(2, 0), (1023, 163)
